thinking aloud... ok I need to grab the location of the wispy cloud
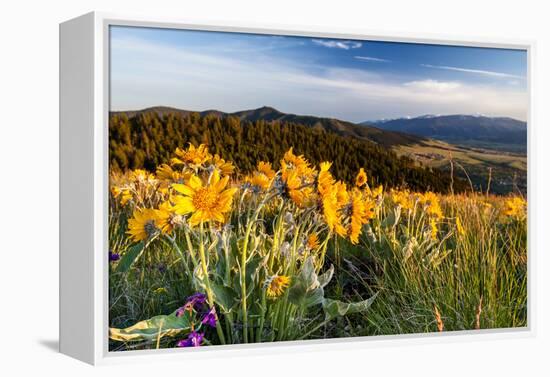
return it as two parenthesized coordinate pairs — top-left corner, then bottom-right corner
(312, 39), (362, 50)
(421, 64), (524, 79)
(354, 56), (390, 63)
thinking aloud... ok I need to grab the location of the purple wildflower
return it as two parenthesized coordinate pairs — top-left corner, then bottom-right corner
(176, 331), (204, 347)
(176, 292), (207, 317)
(201, 307), (217, 328)
(186, 292), (207, 310)
(109, 251), (120, 262)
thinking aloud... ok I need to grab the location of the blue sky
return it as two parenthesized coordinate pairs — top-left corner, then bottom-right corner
(110, 26), (528, 122)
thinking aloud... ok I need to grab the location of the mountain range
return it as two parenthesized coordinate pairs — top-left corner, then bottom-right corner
(112, 106), (424, 148)
(362, 114), (527, 152)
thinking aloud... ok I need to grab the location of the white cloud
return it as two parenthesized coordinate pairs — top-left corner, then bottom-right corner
(311, 39), (362, 49)
(421, 64), (524, 79)
(110, 36), (528, 122)
(354, 55), (390, 63)
(404, 79), (462, 91)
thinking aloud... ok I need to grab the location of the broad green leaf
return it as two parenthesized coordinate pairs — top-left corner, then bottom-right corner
(109, 309), (192, 342)
(211, 283), (239, 312)
(288, 257), (327, 308)
(322, 292), (378, 320)
(116, 242), (144, 273)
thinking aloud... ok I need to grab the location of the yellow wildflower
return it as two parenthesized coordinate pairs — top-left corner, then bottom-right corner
(348, 188), (375, 244)
(155, 201), (182, 234)
(503, 196), (526, 220)
(171, 143), (212, 166)
(156, 163), (186, 182)
(245, 161), (276, 191)
(112, 186), (133, 206)
(130, 169), (156, 183)
(172, 170), (237, 226)
(419, 192), (443, 219)
(392, 189), (415, 211)
(307, 233), (320, 250)
(456, 216), (465, 237)
(127, 208), (159, 242)
(355, 168), (367, 187)
(266, 275), (291, 298)
(281, 159), (314, 208)
(257, 161), (276, 180)
(245, 173), (272, 190)
(212, 154), (235, 176)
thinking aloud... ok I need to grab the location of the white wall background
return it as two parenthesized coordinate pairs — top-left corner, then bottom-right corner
(0, 0), (548, 375)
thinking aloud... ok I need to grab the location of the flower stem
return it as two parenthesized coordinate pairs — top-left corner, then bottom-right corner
(198, 221), (226, 345)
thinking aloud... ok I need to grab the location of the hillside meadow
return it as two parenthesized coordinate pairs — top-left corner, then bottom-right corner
(108, 143), (527, 350)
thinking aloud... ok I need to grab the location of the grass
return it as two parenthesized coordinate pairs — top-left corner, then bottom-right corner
(107, 145), (527, 350)
(393, 140), (527, 194)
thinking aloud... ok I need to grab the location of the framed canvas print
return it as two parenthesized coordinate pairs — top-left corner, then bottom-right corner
(60, 12), (532, 365)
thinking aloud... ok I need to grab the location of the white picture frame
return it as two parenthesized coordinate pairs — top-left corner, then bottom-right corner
(59, 11), (535, 365)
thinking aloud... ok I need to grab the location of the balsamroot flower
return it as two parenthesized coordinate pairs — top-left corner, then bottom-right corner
(355, 168), (367, 187)
(171, 143), (212, 166)
(280, 148), (316, 207)
(156, 163), (188, 182)
(419, 192), (443, 220)
(176, 331), (204, 347)
(127, 208), (159, 242)
(172, 170), (237, 226)
(112, 186), (132, 206)
(391, 189), (416, 211)
(212, 154), (235, 176)
(317, 162), (347, 237)
(155, 201), (183, 234)
(266, 275), (291, 298)
(307, 233), (320, 250)
(503, 196), (526, 219)
(201, 307), (217, 328)
(348, 188), (375, 244)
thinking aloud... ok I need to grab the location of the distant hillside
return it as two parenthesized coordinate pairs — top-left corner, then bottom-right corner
(109, 108), (468, 193)
(112, 106), (426, 148)
(363, 115), (527, 153)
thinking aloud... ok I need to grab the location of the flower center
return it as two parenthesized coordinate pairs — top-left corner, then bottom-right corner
(193, 187), (217, 210)
(144, 220), (157, 237)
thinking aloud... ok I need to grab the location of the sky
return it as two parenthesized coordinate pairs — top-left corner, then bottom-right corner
(110, 26), (528, 122)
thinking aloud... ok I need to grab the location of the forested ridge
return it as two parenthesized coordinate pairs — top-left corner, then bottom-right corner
(109, 110), (467, 193)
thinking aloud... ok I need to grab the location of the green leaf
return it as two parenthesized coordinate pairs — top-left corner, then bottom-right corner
(109, 309), (192, 342)
(211, 283), (239, 313)
(116, 242), (145, 273)
(288, 257), (327, 308)
(322, 292), (378, 320)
